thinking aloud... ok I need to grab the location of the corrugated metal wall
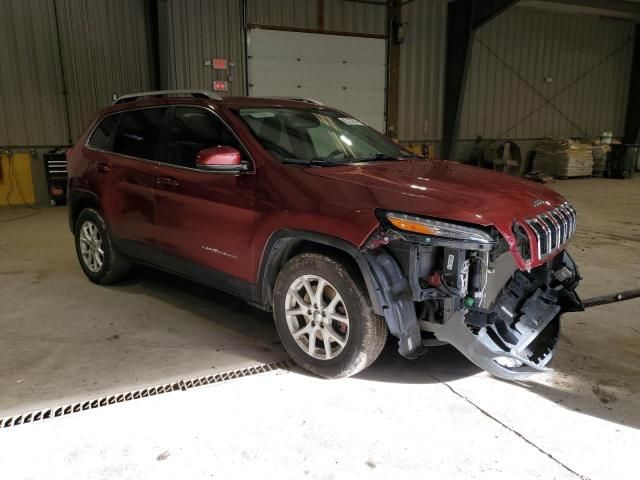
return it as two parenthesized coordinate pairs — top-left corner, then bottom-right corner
(459, 7), (635, 141)
(165, 0), (386, 96)
(246, 0), (386, 35)
(0, 0), (68, 146)
(56, 0), (153, 138)
(1, 0), (636, 153)
(397, 0), (447, 142)
(0, 0), (153, 147)
(165, 0), (245, 95)
(323, 0), (386, 35)
(247, 0), (318, 29)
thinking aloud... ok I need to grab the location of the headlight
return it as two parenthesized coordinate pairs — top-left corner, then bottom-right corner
(384, 212), (494, 244)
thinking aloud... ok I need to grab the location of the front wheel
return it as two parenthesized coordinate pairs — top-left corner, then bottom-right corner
(273, 253), (387, 378)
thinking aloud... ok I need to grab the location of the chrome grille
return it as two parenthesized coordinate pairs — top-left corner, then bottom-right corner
(525, 202), (576, 260)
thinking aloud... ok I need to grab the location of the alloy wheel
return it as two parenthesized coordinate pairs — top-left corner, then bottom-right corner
(79, 220), (104, 273)
(284, 274), (350, 360)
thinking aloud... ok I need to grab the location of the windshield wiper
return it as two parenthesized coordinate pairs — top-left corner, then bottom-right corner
(281, 157), (344, 167)
(354, 153), (418, 162)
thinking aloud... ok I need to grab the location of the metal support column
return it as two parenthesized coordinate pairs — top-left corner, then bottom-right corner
(442, 0), (519, 159)
(145, 0), (162, 90)
(624, 23), (640, 144)
(386, 0), (402, 138)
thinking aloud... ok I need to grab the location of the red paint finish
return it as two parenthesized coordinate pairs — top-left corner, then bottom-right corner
(85, 149), (157, 245)
(68, 96), (573, 287)
(153, 163), (257, 282)
(196, 146), (242, 167)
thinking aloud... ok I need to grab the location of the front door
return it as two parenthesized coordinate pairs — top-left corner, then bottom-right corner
(153, 106), (257, 283)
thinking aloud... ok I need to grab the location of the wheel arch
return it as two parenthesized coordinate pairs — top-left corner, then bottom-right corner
(256, 230), (384, 315)
(68, 189), (102, 233)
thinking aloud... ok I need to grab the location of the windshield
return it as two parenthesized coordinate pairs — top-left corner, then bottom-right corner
(236, 107), (417, 165)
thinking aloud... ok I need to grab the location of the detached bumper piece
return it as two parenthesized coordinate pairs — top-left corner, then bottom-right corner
(435, 253), (580, 381)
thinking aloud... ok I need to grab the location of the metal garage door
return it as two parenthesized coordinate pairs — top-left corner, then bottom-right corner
(247, 28), (387, 132)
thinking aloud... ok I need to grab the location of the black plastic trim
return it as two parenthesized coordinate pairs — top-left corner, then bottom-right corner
(363, 248), (426, 359)
(68, 189), (102, 233)
(256, 229), (426, 359)
(256, 229), (384, 314)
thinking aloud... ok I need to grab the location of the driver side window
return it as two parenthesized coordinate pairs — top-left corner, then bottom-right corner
(168, 107), (241, 168)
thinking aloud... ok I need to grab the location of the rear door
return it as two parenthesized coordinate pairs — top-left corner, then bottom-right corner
(86, 107), (167, 246)
(153, 106), (257, 283)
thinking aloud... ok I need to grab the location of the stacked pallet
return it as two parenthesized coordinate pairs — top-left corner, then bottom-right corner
(533, 138), (594, 178)
(592, 143), (610, 176)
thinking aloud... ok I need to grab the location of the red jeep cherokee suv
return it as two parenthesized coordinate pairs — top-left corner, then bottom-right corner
(68, 90), (583, 380)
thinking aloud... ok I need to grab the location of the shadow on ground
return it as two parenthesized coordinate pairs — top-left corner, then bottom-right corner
(94, 268), (640, 431)
(115, 265), (282, 352)
(356, 340), (481, 384)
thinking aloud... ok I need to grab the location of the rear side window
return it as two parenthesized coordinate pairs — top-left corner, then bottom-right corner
(112, 108), (166, 160)
(167, 107), (241, 168)
(88, 114), (119, 150)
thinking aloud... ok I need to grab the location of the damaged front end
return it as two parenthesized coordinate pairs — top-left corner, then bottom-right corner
(363, 209), (583, 381)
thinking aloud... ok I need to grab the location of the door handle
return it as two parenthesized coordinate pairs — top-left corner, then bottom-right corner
(96, 162), (111, 173)
(156, 176), (180, 187)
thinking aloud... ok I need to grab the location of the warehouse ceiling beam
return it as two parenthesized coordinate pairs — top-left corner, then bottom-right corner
(442, 0), (520, 160)
(524, 0), (640, 16)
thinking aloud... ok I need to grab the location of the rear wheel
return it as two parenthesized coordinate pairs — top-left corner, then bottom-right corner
(74, 208), (130, 284)
(273, 253), (387, 378)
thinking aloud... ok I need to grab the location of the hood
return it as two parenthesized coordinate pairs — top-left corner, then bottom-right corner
(306, 160), (565, 226)
(303, 160), (567, 269)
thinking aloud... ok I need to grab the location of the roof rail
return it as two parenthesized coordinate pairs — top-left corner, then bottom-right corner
(112, 89), (223, 105)
(264, 97), (324, 106)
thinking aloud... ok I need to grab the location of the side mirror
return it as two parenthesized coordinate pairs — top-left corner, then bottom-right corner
(196, 146), (249, 172)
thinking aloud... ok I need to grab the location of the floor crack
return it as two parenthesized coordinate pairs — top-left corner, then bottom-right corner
(430, 373), (591, 480)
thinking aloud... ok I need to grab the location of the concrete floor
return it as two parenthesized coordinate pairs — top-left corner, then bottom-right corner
(0, 177), (639, 479)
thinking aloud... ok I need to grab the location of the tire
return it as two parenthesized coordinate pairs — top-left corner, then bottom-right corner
(273, 253), (387, 378)
(74, 208), (130, 285)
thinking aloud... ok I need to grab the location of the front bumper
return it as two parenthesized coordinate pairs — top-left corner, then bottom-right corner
(434, 251), (582, 380)
(435, 311), (557, 380)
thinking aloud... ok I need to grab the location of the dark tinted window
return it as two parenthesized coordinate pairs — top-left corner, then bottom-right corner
(168, 107), (241, 168)
(88, 114), (119, 150)
(112, 108), (166, 160)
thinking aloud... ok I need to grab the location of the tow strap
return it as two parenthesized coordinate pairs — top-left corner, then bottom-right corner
(581, 289), (640, 309)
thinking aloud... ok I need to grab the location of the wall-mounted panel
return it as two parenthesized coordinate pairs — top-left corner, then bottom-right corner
(459, 7), (634, 141)
(166, 0), (245, 96)
(397, 0), (447, 142)
(247, 0), (318, 29)
(56, 0), (153, 140)
(0, 0), (68, 146)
